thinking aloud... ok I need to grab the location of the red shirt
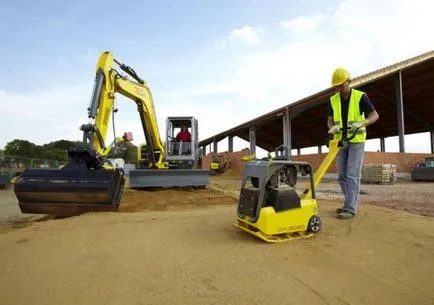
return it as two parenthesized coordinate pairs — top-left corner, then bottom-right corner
(175, 130), (191, 142)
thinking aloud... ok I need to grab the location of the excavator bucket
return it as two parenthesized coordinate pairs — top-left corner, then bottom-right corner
(14, 167), (125, 216)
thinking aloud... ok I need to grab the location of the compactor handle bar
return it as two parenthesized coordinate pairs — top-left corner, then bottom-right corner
(339, 125), (363, 142)
(327, 125), (364, 148)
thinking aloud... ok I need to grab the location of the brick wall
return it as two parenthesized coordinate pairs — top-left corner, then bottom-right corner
(289, 152), (434, 173)
(200, 150), (434, 173)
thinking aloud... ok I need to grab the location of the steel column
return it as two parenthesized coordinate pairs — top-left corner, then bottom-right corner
(297, 148), (301, 155)
(396, 71), (405, 152)
(380, 137), (385, 152)
(249, 126), (256, 155)
(431, 130), (434, 154)
(318, 145), (322, 154)
(228, 136), (233, 153)
(213, 140), (218, 154)
(283, 112), (288, 147)
(282, 107), (292, 157)
(369, 84), (432, 130)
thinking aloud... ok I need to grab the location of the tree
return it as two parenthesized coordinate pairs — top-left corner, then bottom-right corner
(41, 140), (82, 161)
(42, 140), (81, 151)
(3, 138), (138, 164)
(110, 141), (138, 163)
(41, 148), (68, 161)
(4, 139), (39, 158)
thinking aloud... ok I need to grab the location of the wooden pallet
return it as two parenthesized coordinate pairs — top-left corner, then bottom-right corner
(361, 163), (397, 185)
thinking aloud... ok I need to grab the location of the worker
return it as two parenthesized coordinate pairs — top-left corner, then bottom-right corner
(173, 124), (192, 155)
(175, 125), (191, 142)
(327, 67), (379, 219)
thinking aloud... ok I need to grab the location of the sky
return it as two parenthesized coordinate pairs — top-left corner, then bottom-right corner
(1, 0), (434, 157)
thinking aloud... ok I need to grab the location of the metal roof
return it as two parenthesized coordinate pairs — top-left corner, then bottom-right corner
(199, 50), (434, 151)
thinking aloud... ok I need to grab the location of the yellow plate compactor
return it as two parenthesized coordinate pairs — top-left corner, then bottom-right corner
(234, 139), (341, 243)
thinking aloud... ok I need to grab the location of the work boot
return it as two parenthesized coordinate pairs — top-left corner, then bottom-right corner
(337, 211), (355, 219)
(336, 207), (345, 213)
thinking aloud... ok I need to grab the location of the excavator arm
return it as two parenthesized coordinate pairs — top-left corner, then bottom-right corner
(85, 51), (166, 169)
(13, 51), (168, 216)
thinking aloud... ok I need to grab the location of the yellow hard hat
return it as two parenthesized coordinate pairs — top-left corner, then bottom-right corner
(331, 67), (350, 87)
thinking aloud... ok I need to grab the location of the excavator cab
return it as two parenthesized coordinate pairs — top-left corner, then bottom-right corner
(129, 116), (209, 189)
(165, 117), (198, 169)
(135, 116), (199, 170)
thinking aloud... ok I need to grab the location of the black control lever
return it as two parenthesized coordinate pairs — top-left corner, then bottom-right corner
(326, 125), (363, 147)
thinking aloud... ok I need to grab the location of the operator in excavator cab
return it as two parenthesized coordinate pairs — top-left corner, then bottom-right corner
(327, 67), (379, 219)
(172, 124), (192, 155)
(175, 124), (191, 142)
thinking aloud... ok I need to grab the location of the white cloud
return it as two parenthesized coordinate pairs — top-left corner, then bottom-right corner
(277, 0), (434, 73)
(328, 0), (434, 67)
(280, 14), (326, 32)
(0, 85), (92, 147)
(228, 25), (263, 44)
(216, 25), (263, 49)
(158, 82), (234, 100)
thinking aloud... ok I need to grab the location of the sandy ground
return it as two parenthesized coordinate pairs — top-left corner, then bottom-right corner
(0, 186), (48, 230)
(1, 173), (434, 305)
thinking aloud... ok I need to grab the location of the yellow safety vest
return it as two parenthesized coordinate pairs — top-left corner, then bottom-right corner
(330, 89), (367, 143)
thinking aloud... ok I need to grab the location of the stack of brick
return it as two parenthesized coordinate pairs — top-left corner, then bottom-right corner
(361, 163), (397, 184)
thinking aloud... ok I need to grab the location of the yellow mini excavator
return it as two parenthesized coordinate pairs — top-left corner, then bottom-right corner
(234, 127), (361, 243)
(14, 51), (209, 216)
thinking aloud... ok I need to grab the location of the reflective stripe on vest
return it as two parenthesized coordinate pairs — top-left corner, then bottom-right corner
(330, 89), (366, 143)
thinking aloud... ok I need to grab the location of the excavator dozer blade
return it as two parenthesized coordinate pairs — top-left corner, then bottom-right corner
(129, 168), (210, 188)
(14, 168), (125, 216)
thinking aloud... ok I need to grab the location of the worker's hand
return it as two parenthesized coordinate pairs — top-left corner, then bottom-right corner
(351, 120), (368, 130)
(328, 125), (340, 134)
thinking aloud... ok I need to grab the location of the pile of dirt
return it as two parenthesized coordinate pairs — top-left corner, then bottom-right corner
(119, 187), (237, 212)
(219, 168), (242, 178)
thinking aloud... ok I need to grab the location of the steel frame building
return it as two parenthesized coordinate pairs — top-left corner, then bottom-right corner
(199, 51), (434, 156)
